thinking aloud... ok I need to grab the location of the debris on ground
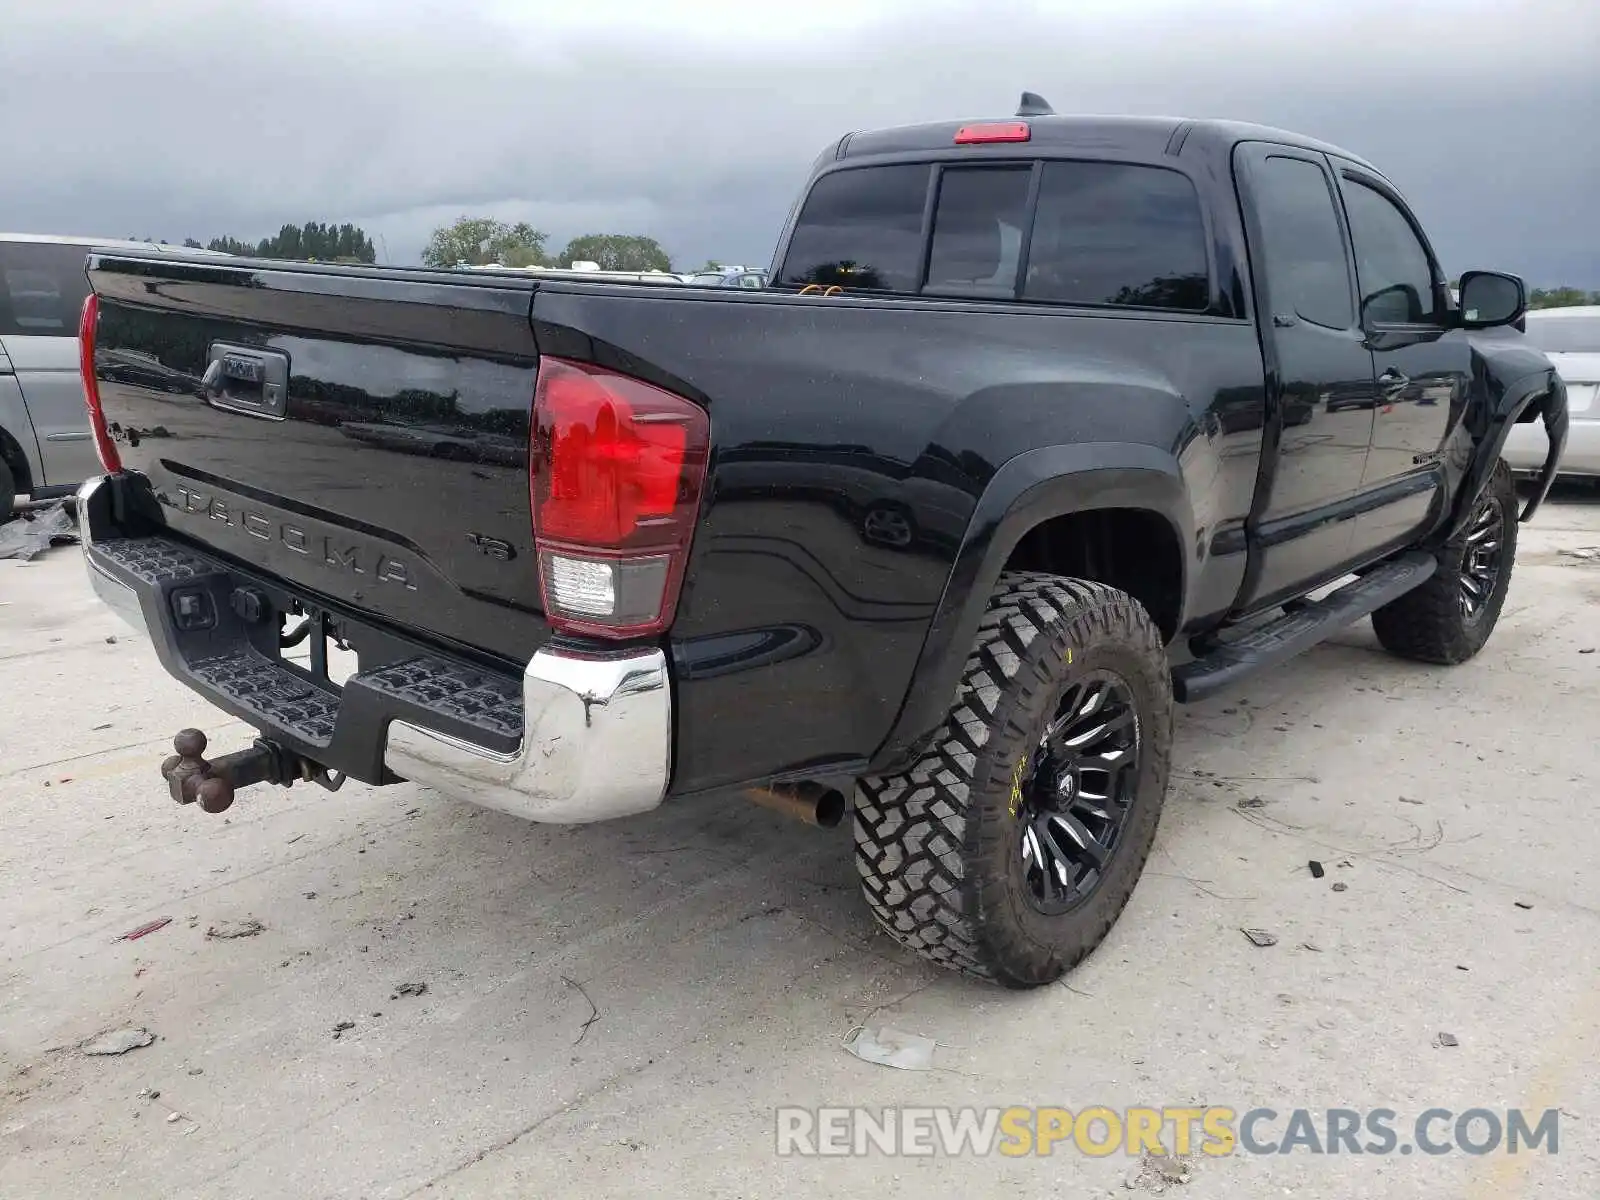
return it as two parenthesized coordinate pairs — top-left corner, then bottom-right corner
(187, 1067), (204, 1076)
(1300, 941), (1323, 952)
(137, 1087), (160, 1101)
(1437, 1032), (1459, 1048)
(0, 500), (78, 562)
(1398, 795), (1425, 805)
(392, 981), (428, 998)
(82, 1027), (156, 1056)
(117, 917), (172, 942)
(1308, 860), (1325, 879)
(1235, 796), (1266, 809)
(332, 1021), (356, 1039)
(205, 919), (265, 939)
(1124, 1151), (1195, 1190)
(1240, 928), (1278, 948)
(1558, 546), (1599, 561)
(165, 1112), (181, 1124)
(843, 1025), (936, 1071)
(1514, 901), (1533, 910)
(561, 976), (600, 1045)
(1332, 882), (1348, 893)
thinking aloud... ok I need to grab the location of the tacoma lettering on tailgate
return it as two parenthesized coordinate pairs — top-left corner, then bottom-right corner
(166, 485), (420, 591)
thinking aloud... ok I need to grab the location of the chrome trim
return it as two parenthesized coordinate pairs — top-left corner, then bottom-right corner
(77, 476), (148, 635)
(384, 646), (672, 824)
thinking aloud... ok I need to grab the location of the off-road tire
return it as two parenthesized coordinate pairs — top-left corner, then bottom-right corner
(1371, 459), (1518, 665)
(854, 572), (1173, 988)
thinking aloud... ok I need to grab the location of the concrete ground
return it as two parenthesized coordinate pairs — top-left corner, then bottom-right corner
(1, 490), (1597, 1199)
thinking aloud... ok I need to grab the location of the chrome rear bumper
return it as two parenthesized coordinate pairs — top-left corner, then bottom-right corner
(383, 647), (672, 823)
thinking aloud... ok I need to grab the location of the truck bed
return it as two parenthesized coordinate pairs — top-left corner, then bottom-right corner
(89, 251), (1263, 796)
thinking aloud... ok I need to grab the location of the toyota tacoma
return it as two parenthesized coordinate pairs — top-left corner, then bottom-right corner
(74, 96), (1566, 987)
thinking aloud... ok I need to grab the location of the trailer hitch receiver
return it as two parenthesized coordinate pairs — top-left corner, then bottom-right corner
(160, 729), (345, 813)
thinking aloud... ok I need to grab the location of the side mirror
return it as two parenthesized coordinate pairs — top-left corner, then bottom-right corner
(1457, 270), (1526, 329)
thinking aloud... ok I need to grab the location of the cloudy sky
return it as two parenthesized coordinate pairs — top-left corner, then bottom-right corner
(3, 0), (1597, 284)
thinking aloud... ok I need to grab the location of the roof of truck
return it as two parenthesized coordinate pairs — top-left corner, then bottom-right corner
(837, 113), (1376, 173)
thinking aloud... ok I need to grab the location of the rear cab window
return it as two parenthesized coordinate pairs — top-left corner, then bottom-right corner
(777, 158), (1212, 312)
(0, 241), (93, 337)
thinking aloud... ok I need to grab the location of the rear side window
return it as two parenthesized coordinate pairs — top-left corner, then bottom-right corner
(1024, 163), (1209, 311)
(0, 241), (92, 337)
(777, 164), (930, 292)
(1250, 155), (1354, 330)
(924, 167), (1030, 296)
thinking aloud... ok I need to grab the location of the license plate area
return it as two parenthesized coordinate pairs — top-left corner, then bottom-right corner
(277, 602), (360, 690)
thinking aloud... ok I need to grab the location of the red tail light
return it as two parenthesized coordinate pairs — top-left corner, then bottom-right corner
(954, 121), (1030, 145)
(78, 293), (121, 473)
(530, 357), (709, 638)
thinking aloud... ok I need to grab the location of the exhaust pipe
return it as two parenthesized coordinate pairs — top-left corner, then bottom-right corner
(745, 781), (847, 828)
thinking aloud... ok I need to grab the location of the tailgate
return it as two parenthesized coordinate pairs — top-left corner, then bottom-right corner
(88, 254), (547, 664)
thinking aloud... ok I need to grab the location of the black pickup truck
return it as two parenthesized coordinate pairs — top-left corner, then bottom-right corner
(76, 96), (1566, 988)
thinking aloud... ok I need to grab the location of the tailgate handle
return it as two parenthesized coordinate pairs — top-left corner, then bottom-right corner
(202, 344), (290, 420)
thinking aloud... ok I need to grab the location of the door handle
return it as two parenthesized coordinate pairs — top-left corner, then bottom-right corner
(1378, 367), (1410, 392)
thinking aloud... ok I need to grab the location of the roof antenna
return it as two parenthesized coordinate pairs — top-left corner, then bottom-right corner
(1016, 91), (1055, 117)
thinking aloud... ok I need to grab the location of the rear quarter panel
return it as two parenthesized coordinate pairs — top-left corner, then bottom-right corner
(533, 286), (1265, 794)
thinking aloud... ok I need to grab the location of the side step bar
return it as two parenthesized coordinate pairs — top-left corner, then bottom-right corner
(1172, 551), (1438, 703)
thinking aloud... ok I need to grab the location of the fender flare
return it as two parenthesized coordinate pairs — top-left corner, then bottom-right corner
(869, 442), (1194, 772)
(1439, 367), (1566, 541)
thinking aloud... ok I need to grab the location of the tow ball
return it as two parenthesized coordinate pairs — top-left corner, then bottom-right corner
(160, 729), (345, 813)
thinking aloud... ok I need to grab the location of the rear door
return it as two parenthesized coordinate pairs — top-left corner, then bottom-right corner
(1233, 144), (1377, 609)
(1332, 164), (1466, 558)
(0, 240), (99, 489)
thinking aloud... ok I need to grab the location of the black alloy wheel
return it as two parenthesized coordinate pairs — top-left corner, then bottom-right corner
(1014, 671), (1142, 915)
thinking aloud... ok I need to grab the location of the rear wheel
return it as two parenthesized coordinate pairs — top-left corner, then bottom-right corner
(853, 572), (1172, 987)
(1371, 459), (1518, 665)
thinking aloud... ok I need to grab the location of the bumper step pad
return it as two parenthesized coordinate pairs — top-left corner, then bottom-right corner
(191, 649), (343, 746)
(94, 537), (215, 585)
(359, 658), (524, 746)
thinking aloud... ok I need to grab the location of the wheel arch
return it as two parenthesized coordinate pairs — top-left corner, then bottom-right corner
(870, 442), (1193, 773)
(1, 421), (35, 497)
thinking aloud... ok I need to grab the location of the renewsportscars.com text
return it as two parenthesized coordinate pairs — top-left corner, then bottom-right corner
(774, 1106), (1561, 1158)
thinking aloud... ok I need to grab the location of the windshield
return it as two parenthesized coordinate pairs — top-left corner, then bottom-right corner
(1524, 313), (1600, 354)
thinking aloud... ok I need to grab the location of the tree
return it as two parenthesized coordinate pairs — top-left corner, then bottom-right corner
(421, 217), (550, 268)
(202, 222), (376, 263)
(558, 234), (672, 273)
(699, 259), (723, 272)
